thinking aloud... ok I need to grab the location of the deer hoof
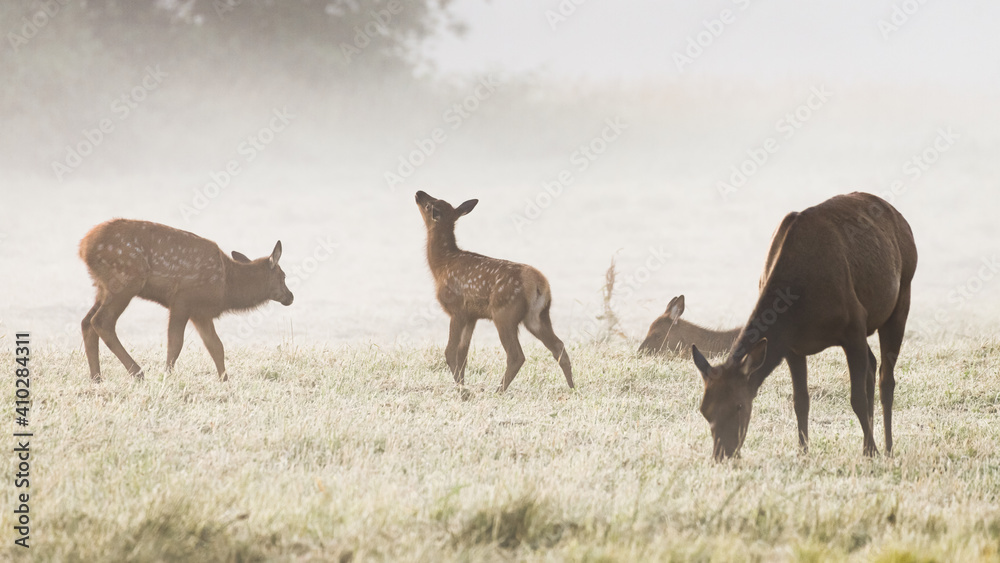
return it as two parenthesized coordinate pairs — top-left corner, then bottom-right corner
(458, 387), (472, 401)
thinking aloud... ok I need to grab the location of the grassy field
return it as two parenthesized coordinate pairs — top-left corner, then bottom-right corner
(3, 336), (1000, 562)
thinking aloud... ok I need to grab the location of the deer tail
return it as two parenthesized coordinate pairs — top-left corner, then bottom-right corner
(524, 273), (551, 332)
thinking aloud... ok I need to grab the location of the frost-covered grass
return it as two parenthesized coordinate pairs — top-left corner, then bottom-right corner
(3, 336), (1000, 562)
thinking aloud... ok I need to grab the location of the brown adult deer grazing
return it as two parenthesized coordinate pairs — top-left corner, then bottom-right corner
(638, 295), (741, 357)
(415, 191), (574, 392)
(691, 192), (917, 460)
(79, 219), (294, 382)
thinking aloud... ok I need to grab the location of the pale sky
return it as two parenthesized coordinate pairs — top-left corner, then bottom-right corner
(423, 0), (1000, 85)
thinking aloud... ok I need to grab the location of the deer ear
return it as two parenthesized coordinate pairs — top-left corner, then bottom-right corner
(666, 295), (685, 318)
(231, 251), (251, 263)
(455, 199), (478, 216)
(692, 345), (714, 383)
(739, 338), (768, 377)
(269, 241), (282, 268)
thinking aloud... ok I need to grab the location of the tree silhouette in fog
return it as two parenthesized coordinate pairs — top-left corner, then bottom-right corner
(6, 0), (459, 74)
(0, 0), (464, 173)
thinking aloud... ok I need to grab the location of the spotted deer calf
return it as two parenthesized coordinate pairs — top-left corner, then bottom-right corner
(79, 219), (294, 382)
(415, 191), (574, 392)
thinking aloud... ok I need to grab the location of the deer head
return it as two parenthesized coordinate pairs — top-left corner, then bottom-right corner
(231, 241), (294, 306)
(638, 295), (685, 354)
(415, 191), (478, 231)
(692, 338), (767, 460)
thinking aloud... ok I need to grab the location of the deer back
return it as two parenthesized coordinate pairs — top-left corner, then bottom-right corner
(434, 253), (545, 319)
(81, 220), (225, 304)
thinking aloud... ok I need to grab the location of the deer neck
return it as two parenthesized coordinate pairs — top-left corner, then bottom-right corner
(426, 225), (461, 275)
(733, 284), (798, 391)
(223, 261), (271, 312)
(677, 319), (742, 353)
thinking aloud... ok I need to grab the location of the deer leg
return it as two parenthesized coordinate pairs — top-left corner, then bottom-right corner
(525, 306), (574, 389)
(82, 300), (102, 381)
(454, 319), (477, 386)
(495, 316), (525, 393)
(786, 353), (809, 452)
(866, 346), (878, 431)
(845, 338), (879, 457)
(445, 317), (463, 381)
(877, 284), (910, 456)
(166, 308), (190, 372)
(192, 316), (227, 381)
(91, 291), (143, 379)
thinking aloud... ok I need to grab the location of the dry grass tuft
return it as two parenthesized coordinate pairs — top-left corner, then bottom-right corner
(596, 256), (626, 342)
(454, 494), (576, 550)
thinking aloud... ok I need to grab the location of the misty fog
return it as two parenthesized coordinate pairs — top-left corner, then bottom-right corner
(2, 0), (998, 355)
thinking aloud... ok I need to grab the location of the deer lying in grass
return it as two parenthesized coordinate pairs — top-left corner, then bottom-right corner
(415, 191), (574, 392)
(79, 219), (294, 382)
(691, 192), (917, 460)
(638, 295), (740, 357)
